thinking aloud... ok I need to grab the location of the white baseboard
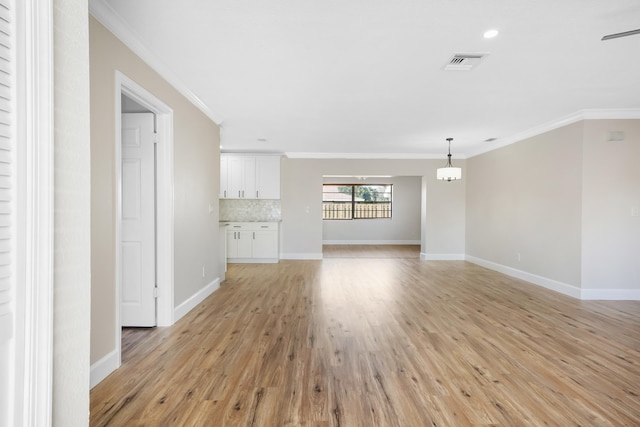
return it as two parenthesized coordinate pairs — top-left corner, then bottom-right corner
(322, 240), (421, 245)
(227, 258), (279, 264)
(90, 348), (119, 389)
(174, 278), (220, 322)
(421, 253), (465, 260)
(465, 255), (581, 299)
(580, 288), (640, 300)
(280, 253), (323, 260)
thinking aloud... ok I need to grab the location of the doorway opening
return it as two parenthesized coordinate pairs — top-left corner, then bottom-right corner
(115, 72), (174, 369)
(321, 175), (423, 258)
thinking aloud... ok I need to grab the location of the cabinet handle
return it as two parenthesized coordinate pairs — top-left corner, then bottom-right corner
(238, 190), (241, 198)
(223, 190), (226, 198)
(242, 190), (245, 198)
(253, 232), (255, 239)
(256, 190), (259, 198)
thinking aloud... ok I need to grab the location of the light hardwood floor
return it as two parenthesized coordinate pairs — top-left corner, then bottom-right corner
(322, 244), (420, 259)
(90, 256), (640, 426)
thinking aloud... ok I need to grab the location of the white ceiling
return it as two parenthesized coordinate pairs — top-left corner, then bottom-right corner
(91, 0), (640, 158)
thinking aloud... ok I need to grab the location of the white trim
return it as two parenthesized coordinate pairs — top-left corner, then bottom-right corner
(286, 152), (442, 160)
(280, 253), (324, 260)
(174, 279), (220, 322)
(15, 0), (54, 426)
(286, 109), (640, 160)
(89, 349), (119, 390)
(227, 258), (279, 264)
(116, 72), (175, 329)
(465, 255), (581, 299)
(88, 0), (223, 125)
(420, 253), (466, 261)
(467, 108), (640, 158)
(580, 288), (640, 301)
(580, 108), (640, 120)
(323, 240), (421, 245)
(110, 72), (175, 385)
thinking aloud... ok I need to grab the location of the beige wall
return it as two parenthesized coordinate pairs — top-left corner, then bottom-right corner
(466, 118), (640, 295)
(54, 0), (91, 424)
(322, 176), (422, 243)
(466, 122), (584, 288)
(89, 17), (220, 364)
(281, 158), (466, 258)
(582, 120), (640, 292)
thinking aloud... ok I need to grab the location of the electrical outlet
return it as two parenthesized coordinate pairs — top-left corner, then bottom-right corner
(632, 207), (639, 217)
(202, 266), (205, 277)
(517, 252), (521, 262)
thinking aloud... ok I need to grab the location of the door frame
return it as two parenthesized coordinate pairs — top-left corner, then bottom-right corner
(114, 72), (174, 365)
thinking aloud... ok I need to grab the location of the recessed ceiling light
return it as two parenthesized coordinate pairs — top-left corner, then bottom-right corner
(257, 138), (268, 142)
(483, 29), (499, 39)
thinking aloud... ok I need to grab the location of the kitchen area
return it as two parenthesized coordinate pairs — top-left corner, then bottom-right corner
(219, 154), (282, 279)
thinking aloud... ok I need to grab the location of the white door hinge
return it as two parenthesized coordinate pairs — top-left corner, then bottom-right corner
(153, 132), (159, 144)
(153, 287), (158, 298)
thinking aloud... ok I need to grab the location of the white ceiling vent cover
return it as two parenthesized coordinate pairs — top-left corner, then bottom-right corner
(443, 53), (489, 71)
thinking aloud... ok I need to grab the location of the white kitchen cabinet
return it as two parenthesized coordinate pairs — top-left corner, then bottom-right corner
(226, 227), (252, 258)
(220, 154), (280, 199)
(227, 156), (256, 199)
(223, 222), (279, 263)
(219, 155), (228, 198)
(255, 156), (281, 199)
(251, 224), (279, 258)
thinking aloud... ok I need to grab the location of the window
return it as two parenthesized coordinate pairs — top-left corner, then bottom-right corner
(323, 184), (392, 219)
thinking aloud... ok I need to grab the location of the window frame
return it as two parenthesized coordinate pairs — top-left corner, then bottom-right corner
(322, 183), (393, 220)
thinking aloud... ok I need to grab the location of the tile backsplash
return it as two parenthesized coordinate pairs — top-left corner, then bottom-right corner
(220, 199), (282, 222)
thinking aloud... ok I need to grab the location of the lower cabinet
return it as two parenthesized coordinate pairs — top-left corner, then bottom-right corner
(225, 222), (279, 263)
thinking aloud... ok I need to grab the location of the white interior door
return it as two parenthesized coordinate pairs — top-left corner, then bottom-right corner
(121, 113), (156, 327)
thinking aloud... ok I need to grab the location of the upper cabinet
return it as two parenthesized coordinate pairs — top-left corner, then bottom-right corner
(255, 156), (281, 199)
(220, 154), (281, 199)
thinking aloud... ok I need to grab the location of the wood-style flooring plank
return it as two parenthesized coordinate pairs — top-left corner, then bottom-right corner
(91, 257), (640, 426)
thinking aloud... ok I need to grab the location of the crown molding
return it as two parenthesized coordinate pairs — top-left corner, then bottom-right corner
(285, 152), (443, 160)
(88, 0), (224, 125)
(287, 109), (640, 160)
(466, 108), (640, 158)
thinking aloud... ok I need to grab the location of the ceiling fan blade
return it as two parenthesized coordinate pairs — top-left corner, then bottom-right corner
(601, 28), (640, 41)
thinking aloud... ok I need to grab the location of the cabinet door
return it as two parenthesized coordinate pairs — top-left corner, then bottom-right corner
(226, 229), (238, 257)
(220, 155), (228, 198)
(227, 156), (256, 198)
(242, 157), (256, 199)
(252, 230), (278, 258)
(236, 230), (253, 257)
(255, 156), (280, 199)
(227, 156), (244, 199)
(227, 229), (252, 258)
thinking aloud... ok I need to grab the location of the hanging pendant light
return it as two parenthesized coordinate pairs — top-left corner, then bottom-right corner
(436, 138), (462, 181)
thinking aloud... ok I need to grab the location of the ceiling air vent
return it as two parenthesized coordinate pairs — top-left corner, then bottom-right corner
(443, 53), (488, 71)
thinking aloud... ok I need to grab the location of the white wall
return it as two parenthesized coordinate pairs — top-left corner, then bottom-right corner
(581, 119), (640, 297)
(281, 158), (466, 259)
(53, 0), (91, 424)
(322, 176), (421, 244)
